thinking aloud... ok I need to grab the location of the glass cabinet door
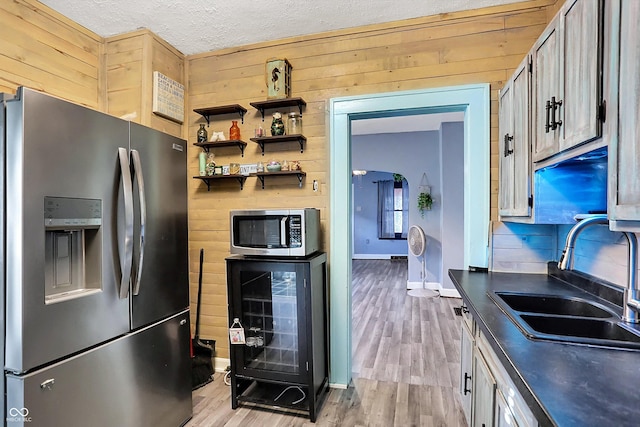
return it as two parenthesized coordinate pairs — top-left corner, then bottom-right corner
(228, 259), (307, 383)
(240, 269), (299, 374)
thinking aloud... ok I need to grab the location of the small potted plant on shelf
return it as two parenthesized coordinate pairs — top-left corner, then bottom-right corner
(418, 191), (433, 217)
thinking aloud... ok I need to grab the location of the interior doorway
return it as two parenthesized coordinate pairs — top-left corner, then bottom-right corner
(350, 119), (465, 293)
(328, 84), (491, 387)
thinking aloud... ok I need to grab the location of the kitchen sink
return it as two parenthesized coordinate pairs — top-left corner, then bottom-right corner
(493, 292), (614, 318)
(488, 291), (640, 350)
(520, 315), (640, 348)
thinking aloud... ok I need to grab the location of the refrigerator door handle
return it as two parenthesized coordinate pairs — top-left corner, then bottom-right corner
(130, 149), (146, 296)
(118, 147), (134, 299)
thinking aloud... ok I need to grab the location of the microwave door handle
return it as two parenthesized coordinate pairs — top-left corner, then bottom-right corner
(280, 217), (288, 247)
(130, 149), (146, 296)
(118, 147), (134, 299)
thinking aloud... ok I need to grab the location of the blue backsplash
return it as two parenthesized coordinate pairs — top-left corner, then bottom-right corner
(533, 147), (608, 224)
(491, 220), (628, 289)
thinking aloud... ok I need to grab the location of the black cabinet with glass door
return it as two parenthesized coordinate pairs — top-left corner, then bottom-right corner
(226, 252), (328, 422)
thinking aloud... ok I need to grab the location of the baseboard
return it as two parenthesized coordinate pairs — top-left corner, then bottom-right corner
(439, 288), (461, 298)
(352, 254), (390, 259)
(329, 382), (349, 389)
(406, 281), (440, 290)
(406, 281), (461, 298)
(214, 357), (231, 373)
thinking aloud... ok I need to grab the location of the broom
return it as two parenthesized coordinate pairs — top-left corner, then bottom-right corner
(192, 248), (214, 390)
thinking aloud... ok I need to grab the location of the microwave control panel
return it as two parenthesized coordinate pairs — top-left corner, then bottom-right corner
(289, 215), (302, 247)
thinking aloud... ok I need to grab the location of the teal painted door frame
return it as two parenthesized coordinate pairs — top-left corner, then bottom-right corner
(328, 84), (490, 387)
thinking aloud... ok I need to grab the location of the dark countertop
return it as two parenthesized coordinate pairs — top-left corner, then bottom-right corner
(449, 268), (640, 427)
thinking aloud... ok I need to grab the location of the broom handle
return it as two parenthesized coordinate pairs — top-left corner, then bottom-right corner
(195, 248), (204, 339)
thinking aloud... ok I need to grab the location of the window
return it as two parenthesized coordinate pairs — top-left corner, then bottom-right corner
(378, 177), (408, 239)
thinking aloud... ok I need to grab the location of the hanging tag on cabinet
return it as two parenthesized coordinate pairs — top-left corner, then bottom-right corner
(229, 318), (246, 345)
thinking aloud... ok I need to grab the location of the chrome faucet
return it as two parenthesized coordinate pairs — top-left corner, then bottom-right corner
(558, 214), (640, 323)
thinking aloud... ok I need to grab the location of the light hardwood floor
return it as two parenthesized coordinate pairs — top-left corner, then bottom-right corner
(186, 259), (467, 426)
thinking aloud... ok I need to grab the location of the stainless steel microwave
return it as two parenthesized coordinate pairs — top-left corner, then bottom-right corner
(230, 209), (320, 257)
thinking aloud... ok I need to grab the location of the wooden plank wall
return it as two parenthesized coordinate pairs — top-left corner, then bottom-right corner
(0, 0), (102, 108)
(490, 221), (556, 273)
(105, 29), (185, 138)
(187, 0), (559, 359)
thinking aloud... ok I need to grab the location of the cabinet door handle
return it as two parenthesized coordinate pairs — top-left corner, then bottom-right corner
(463, 373), (472, 395)
(545, 100), (552, 133)
(503, 134), (508, 157)
(503, 134), (514, 157)
(551, 96), (563, 130)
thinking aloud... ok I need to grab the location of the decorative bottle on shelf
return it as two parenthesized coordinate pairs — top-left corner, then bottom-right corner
(229, 120), (241, 140)
(206, 153), (216, 176)
(198, 151), (206, 176)
(271, 112), (285, 136)
(197, 124), (208, 143)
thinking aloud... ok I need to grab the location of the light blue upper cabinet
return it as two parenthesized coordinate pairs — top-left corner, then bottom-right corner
(531, 0), (604, 164)
(608, 0), (640, 230)
(499, 55), (532, 219)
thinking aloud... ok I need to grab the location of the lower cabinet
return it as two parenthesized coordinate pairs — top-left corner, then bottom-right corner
(473, 351), (496, 427)
(459, 312), (537, 427)
(460, 318), (474, 423)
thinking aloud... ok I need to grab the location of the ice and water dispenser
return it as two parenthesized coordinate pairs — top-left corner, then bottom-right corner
(44, 196), (102, 303)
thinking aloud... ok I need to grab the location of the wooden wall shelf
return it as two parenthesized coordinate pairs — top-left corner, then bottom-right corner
(194, 104), (247, 125)
(194, 140), (248, 157)
(254, 171), (306, 189)
(250, 135), (307, 154)
(193, 175), (247, 191)
(250, 98), (306, 120)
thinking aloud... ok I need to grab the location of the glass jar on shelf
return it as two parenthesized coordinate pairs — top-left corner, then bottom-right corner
(287, 112), (303, 135)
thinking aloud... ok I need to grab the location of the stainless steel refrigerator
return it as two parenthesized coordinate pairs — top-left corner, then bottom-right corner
(1, 87), (192, 426)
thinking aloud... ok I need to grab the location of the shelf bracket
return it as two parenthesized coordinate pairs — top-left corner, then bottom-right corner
(236, 176), (246, 190)
(238, 143), (246, 157)
(258, 141), (266, 156)
(257, 175), (266, 189)
(297, 138), (304, 153)
(238, 110), (246, 124)
(202, 114), (211, 127)
(297, 173), (304, 188)
(203, 179), (211, 191)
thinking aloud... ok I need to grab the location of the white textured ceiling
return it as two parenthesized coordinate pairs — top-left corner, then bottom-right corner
(39, 0), (522, 56)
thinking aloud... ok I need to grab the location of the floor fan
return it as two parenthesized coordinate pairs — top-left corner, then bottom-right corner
(407, 225), (439, 298)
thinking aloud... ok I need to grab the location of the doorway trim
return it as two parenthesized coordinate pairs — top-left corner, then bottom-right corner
(328, 84), (490, 387)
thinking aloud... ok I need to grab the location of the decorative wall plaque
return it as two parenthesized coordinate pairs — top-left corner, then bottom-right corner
(152, 71), (184, 123)
(265, 58), (292, 99)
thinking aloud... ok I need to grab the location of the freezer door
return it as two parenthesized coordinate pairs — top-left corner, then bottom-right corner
(129, 123), (189, 329)
(6, 310), (192, 427)
(5, 88), (130, 373)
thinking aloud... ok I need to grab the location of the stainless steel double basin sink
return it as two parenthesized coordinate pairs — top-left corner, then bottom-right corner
(488, 291), (640, 350)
